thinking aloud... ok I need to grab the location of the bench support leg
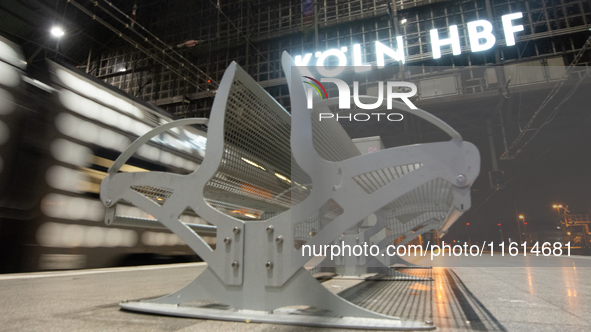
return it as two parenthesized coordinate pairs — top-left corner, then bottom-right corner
(119, 222), (436, 330)
(120, 267), (434, 330)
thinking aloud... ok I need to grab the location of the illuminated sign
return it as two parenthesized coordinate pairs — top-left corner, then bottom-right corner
(295, 12), (524, 77)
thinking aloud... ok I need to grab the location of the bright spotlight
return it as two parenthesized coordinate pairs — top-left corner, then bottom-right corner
(51, 27), (65, 37)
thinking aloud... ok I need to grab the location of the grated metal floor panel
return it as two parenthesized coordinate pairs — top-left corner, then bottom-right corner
(325, 267), (506, 331)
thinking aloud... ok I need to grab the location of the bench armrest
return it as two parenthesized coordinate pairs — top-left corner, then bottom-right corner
(108, 118), (208, 175)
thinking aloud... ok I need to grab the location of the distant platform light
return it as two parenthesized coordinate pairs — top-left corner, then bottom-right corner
(51, 27), (65, 37)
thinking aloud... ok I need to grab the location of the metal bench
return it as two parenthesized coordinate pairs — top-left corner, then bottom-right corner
(100, 52), (479, 330)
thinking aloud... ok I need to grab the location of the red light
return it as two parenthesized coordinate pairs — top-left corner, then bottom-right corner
(524, 222), (527, 225)
(497, 223), (501, 226)
(207, 79), (211, 83)
(466, 223), (470, 225)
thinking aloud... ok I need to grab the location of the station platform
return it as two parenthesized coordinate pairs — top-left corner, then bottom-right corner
(0, 255), (590, 331)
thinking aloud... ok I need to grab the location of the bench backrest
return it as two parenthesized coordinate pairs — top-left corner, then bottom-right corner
(200, 62), (361, 220)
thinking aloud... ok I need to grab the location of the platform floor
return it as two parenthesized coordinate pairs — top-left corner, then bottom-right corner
(1, 256), (590, 331)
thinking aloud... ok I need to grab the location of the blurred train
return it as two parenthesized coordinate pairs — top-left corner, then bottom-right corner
(0, 36), (212, 273)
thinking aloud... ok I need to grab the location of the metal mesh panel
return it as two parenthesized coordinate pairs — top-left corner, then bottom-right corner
(205, 199), (264, 220)
(130, 185), (174, 206)
(380, 178), (454, 215)
(379, 211), (447, 246)
(294, 199), (344, 243)
(204, 72), (312, 220)
(207, 172), (291, 208)
(310, 109), (362, 162)
(367, 178), (455, 240)
(353, 163), (423, 194)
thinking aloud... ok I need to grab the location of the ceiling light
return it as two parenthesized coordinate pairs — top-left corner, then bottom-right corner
(51, 27), (65, 37)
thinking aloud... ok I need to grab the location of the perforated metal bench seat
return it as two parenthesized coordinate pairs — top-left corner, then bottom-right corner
(99, 52), (480, 330)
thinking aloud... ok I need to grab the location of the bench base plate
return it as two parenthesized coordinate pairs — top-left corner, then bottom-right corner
(120, 301), (435, 330)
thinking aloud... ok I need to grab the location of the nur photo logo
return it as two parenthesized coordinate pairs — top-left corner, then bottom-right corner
(303, 76), (328, 100)
(303, 75), (418, 122)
